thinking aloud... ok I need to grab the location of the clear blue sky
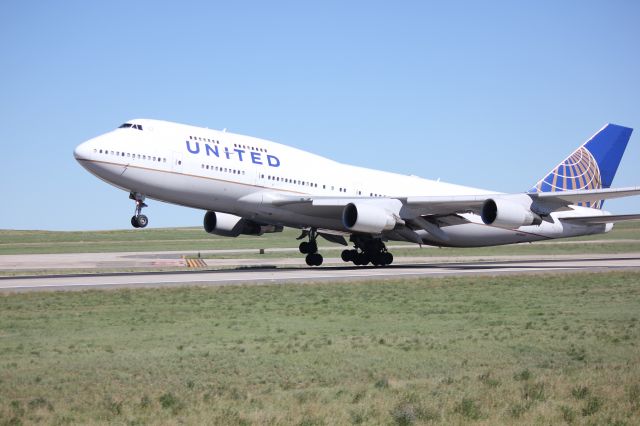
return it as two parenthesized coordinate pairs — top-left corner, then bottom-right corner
(1, 1), (639, 231)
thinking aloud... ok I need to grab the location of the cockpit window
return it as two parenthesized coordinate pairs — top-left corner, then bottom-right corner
(118, 123), (143, 130)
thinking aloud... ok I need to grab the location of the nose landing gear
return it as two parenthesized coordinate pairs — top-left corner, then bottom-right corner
(130, 192), (149, 228)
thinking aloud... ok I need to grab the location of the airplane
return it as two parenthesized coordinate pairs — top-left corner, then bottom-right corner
(74, 120), (640, 266)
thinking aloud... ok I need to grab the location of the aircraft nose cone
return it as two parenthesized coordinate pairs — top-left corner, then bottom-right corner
(74, 142), (90, 161)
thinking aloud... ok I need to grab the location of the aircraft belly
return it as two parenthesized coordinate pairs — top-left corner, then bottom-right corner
(240, 205), (346, 231)
(423, 223), (548, 247)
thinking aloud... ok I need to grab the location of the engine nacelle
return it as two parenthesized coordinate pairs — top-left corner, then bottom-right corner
(203, 211), (282, 237)
(481, 198), (542, 228)
(342, 203), (398, 234)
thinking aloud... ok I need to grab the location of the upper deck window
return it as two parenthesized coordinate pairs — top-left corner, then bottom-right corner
(119, 123), (143, 130)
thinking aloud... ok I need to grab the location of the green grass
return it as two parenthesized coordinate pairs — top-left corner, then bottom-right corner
(1, 272), (639, 424)
(0, 227), (304, 255)
(1, 221), (640, 256)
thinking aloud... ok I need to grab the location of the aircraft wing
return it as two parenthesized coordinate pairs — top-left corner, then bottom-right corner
(266, 186), (640, 220)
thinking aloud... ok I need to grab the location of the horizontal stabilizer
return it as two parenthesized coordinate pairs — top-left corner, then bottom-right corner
(560, 213), (640, 224)
(531, 186), (640, 205)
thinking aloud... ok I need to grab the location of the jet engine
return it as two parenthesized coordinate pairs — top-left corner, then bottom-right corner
(203, 211), (282, 237)
(342, 203), (398, 234)
(481, 198), (542, 229)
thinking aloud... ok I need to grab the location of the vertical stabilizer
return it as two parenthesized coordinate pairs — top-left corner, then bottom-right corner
(529, 124), (633, 208)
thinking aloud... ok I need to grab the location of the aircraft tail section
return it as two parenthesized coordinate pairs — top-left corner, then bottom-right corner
(529, 124), (633, 208)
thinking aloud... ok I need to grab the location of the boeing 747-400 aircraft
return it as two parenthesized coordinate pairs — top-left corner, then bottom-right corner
(74, 120), (639, 266)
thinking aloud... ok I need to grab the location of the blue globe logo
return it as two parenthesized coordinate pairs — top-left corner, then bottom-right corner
(532, 146), (602, 208)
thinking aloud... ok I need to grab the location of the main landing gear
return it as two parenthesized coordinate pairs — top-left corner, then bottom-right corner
(341, 236), (393, 266)
(129, 192), (149, 228)
(298, 229), (323, 266)
(295, 232), (392, 268)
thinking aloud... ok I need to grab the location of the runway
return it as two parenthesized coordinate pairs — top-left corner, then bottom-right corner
(2, 253), (640, 292)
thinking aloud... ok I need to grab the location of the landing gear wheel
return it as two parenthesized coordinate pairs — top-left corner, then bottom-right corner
(299, 240), (317, 254)
(346, 236), (393, 267)
(341, 249), (354, 262)
(354, 252), (369, 266)
(301, 229), (322, 266)
(305, 253), (323, 266)
(129, 193), (149, 229)
(136, 214), (148, 228)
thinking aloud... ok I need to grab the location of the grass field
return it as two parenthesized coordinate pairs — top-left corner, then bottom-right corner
(1, 221), (640, 256)
(1, 272), (639, 424)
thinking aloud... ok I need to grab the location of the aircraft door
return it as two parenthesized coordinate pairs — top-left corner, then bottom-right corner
(354, 181), (364, 197)
(172, 152), (183, 173)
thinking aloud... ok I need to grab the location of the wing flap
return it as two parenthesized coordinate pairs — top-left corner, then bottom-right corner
(560, 213), (640, 224)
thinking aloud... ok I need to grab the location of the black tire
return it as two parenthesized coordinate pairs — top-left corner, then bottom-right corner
(308, 241), (318, 254)
(131, 216), (140, 228)
(354, 252), (368, 266)
(305, 254), (314, 266)
(137, 214), (149, 228)
(299, 241), (310, 254)
(312, 253), (323, 266)
(383, 252), (393, 265)
(341, 249), (353, 262)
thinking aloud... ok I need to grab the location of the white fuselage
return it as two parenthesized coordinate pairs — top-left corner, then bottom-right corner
(74, 119), (610, 246)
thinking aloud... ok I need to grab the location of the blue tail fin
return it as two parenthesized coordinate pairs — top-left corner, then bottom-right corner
(529, 124), (633, 208)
